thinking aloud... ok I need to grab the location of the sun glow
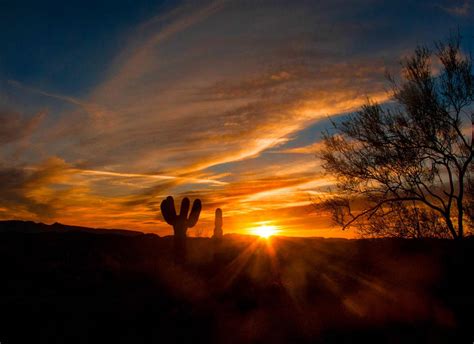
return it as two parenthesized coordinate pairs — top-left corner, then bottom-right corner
(252, 224), (279, 238)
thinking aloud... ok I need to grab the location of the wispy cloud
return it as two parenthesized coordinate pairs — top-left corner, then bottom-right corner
(439, 0), (471, 16)
(7, 80), (110, 120)
(1, 0), (467, 236)
(0, 157), (74, 220)
(272, 141), (326, 154)
(0, 109), (45, 144)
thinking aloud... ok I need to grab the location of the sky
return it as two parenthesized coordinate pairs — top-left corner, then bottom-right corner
(0, 0), (473, 237)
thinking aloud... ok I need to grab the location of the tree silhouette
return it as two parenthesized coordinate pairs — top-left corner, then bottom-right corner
(317, 34), (473, 239)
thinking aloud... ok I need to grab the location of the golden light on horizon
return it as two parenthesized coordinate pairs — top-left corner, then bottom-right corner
(251, 224), (279, 238)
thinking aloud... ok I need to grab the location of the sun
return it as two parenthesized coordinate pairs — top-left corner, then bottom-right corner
(253, 225), (279, 238)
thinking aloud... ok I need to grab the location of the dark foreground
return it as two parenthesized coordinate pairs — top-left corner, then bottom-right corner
(0, 222), (473, 343)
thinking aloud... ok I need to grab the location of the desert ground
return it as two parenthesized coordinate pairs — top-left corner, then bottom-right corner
(0, 221), (472, 343)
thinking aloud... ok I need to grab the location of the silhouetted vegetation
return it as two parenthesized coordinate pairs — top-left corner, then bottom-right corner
(213, 208), (223, 239)
(160, 196), (202, 262)
(317, 34), (473, 239)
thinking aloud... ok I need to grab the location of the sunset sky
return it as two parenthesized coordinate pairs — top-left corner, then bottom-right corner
(1, 0), (473, 237)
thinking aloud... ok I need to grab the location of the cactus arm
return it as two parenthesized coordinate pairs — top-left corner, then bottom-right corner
(160, 196), (177, 225)
(187, 199), (202, 228)
(179, 197), (190, 220)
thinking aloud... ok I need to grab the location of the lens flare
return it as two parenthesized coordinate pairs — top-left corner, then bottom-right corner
(252, 225), (279, 238)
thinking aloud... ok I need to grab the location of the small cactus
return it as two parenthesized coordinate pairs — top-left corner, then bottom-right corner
(160, 196), (201, 262)
(213, 208), (223, 238)
(160, 196), (202, 238)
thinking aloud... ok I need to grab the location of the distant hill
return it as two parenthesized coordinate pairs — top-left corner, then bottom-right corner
(0, 220), (146, 237)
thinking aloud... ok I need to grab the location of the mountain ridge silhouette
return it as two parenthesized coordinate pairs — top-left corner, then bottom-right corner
(0, 219), (146, 237)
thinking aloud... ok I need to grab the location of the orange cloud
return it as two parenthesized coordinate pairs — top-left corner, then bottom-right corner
(2, 1), (436, 237)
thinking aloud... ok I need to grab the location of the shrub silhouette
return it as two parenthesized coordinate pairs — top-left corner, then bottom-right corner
(213, 208), (223, 238)
(160, 196), (201, 262)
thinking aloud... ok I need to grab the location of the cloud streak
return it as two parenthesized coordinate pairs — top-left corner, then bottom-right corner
(1, 0), (470, 236)
(0, 109), (45, 145)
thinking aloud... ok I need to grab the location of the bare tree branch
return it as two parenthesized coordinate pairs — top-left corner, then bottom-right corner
(316, 34), (473, 239)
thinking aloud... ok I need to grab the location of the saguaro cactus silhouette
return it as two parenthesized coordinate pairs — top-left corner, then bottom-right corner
(160, 196), (201, 262)
(213, 208), (223, 238)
